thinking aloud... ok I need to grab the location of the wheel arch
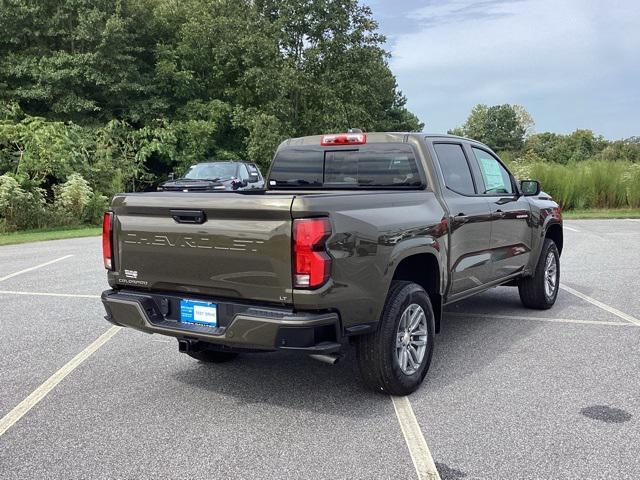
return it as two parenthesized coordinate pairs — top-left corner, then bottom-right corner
(545, 222), (563, 255)
(390, 252), (443, 333)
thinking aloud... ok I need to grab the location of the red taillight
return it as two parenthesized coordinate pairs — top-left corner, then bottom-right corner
(102, 212), (114, 270)
(320, 132), (366, 146)
(293, 218), (332, 288)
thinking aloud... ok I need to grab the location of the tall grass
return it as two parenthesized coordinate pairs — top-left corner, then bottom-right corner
(523, 161), (640, 210)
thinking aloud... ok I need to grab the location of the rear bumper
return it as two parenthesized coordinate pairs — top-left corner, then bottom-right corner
(101, 289), (341, 352)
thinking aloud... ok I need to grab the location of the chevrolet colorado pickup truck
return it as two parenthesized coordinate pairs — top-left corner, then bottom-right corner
(101, 132), (563, 395)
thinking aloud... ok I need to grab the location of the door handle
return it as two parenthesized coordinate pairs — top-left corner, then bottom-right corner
(454, 212), (468, 221)
(170, 209), (207, 224)
(495, 209), (505, 218)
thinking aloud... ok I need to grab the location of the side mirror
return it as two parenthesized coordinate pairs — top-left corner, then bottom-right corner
(248, 173), (259, 183)
(520, 180), (541, 196)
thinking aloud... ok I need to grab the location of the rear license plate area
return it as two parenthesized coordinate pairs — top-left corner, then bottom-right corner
(179, 299), (217, 327)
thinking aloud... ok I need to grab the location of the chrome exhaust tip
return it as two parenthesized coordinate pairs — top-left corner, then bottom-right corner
(309, 353), (340, 365)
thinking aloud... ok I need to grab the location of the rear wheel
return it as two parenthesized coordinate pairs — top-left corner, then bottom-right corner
(186, 349), (239, 363)
(355, 281), (435, 395)
(518, 238), (560, 309)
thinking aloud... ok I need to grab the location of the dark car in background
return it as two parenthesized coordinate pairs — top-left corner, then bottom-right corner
(157, 161), (264, 192)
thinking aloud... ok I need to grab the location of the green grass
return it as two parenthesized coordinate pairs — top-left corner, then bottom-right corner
(562, 208), (640, 219)
(0, 225), (101, 246)
(527, 160), (640, 210)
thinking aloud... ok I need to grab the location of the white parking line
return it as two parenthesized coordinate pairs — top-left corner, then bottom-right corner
(563, 225), (580, 232)
(624, 219), (640, 222)
(0, 255), (73, 282)
(446, 312), (633, 326)
(391, 395), (441, 480)
(560, 284), (640, 326)
(0, 290), (99, 299)
(0, 325), (121, 437)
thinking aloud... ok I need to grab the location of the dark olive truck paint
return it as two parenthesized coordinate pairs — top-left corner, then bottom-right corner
(102, 132), (563, 394)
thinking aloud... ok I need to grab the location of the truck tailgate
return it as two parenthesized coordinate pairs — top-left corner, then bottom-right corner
(111, 192), (294, 304)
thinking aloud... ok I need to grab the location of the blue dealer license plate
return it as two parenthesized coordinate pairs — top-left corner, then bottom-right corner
(179, 299), (217, 327)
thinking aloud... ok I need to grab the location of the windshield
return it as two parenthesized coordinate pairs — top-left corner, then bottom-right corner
(183, 163), (237, 180)
(268, 144), (423, 188)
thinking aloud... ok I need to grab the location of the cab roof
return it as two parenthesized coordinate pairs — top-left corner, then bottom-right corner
(279, 132), (491, 150)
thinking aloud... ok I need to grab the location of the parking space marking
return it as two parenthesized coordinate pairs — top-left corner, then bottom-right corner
(0, 255), (73, 282)
(0, 325), (121, 437)
(391, 395), (441, 480)
(0, 290), (99, 299)
(446, 312), (634, 327)
(563, 225), (580, 232)
(560, 284), (640, 326)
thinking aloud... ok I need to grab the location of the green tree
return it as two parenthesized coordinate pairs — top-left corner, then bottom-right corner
(255, 0), (423, 134)
(0, 0), (159, 123)
(0, 114), (89, 184)
(524, 130), (608, 164)
(449, 104), (528, 151)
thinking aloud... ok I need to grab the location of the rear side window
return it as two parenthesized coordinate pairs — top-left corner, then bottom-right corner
(269, 144), (422, 188)
(433, 143), (476, 195)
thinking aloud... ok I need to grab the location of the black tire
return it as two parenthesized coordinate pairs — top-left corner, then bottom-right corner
(518, 238), (560, 309)
(355, 281), (435, 395)
(186, 349), (239, 363)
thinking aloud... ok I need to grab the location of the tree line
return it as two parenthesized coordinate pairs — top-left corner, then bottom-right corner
(0, 0), (422, 231)
(1, 1), (638, 232)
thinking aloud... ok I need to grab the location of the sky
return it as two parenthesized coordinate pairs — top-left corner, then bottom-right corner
(366, 0), (640, 139)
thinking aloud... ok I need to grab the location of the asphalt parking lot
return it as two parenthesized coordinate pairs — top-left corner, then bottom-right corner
(1, 219), (639, 480)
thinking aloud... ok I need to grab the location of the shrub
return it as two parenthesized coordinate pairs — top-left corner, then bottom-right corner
(83, 192), (109, 224)
(54, 173), (93, 220)
(0, 175), (28, 230)
(0, 174), (47, 231)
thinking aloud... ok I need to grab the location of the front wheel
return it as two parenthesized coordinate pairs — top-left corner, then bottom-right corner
(355, 281), (435, 395)
(518, 238), (560, 309)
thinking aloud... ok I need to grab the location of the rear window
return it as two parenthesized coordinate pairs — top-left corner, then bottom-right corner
(269, 144), (423, 188)
(433, 143), (476, 195)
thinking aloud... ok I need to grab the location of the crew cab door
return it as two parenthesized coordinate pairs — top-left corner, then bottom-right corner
(468, 146), (532, 280)
(432, 142), (493, 296)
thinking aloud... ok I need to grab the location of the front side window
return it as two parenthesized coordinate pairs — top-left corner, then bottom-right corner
(472, 148), (513, 195)
(433, 143), (476, 195)
(238, 164), (250, 181)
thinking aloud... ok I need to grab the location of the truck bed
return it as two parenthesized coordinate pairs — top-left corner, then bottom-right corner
(108, 189), (432, 310)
